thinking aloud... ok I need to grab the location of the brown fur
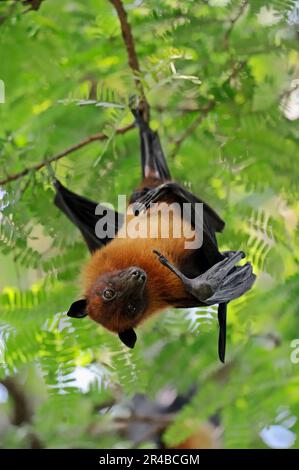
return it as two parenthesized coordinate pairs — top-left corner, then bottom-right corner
(85, 237), (187, 312)
(83, 202), (195, 332)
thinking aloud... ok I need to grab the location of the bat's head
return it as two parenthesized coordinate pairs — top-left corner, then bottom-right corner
(87, 266), (148, 330)
(67, 266), (149, 348)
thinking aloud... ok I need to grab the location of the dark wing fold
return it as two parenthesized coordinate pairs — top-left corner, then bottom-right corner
(131, 107), (171, 181)
(218, 303), (227, 363)
(54, 179), (123, 253)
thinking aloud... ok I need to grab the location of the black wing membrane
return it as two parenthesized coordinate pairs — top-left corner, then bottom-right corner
(218, 303), (227, 363)
(54, 179), (123, 253)
(131, 107), (171, 181)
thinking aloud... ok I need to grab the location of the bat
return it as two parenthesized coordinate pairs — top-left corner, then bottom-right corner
(54, 106), (255, 362)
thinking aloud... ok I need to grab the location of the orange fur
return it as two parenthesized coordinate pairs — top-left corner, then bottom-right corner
(83, 204), (195, 331)
(84, 236), (187, 320)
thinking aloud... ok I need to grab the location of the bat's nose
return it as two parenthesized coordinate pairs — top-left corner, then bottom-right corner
(129, 267), (147, 284)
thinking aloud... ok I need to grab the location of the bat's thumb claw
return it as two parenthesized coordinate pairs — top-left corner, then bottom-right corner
(153, 250), (169, 267)
(132, 202), (144, 216)
(153, 249), (162, 257)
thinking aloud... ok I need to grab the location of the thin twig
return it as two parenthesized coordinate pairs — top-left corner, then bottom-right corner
(1, 0), (147, 187)
(0, 122), (134, 186)
(170, 100), (216, 159)
(0, 377), (44, 448)
(109, 0), (139, 75)
(0, 377), (32, 425)
(116, 412), (174, 426)
(22, 0), (45, 12)
(0, 0), (18, 26)
(226, 60), (247, 84)
(0, 0), (45, 25)
(154, 104), (209, 114)
(109, 0), (149, 121)
(116, 411), (174, 448)
(224, 0), (248, 48)
(169, 60), (247, 159)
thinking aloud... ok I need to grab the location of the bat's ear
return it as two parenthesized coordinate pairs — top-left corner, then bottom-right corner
(67, 299), (88, 318)
(118, 329), (137, 349)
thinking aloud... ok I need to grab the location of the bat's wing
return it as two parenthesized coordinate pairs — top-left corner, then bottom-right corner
(154, 249), (256, 362)
(131, 107), (171, 181)
(54, 179), (124, 253)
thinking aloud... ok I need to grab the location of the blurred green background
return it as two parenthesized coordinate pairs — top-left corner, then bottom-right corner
(0, 0), (299, 449)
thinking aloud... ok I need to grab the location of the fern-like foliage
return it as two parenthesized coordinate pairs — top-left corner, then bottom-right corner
(0, 0), (299, 449)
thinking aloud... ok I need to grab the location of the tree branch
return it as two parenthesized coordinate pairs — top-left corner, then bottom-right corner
(0, 0), (18, 26)
(224, 0), (248, 48)
(0, 0), (45, 25)
(109, 0), (149, 121)
(22, 0), (45, 12)
(170, 100), (216, 159)
(153, 104), (210, 114)
(0, 122), (134, 186)
(1, 0), (145, 186)
(169, 60), (247, 159)
(116, 412), (174, 426)
(0, 377), (44, 449)
(109, 0), (139, 75)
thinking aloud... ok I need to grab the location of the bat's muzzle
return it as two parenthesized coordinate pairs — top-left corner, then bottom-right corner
(126, 267), (147, 286)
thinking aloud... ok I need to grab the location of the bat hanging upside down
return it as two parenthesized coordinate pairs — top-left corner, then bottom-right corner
(54, 107), (255, 362)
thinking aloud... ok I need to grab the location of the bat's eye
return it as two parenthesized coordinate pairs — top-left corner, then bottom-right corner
(103, 289), (116, 301)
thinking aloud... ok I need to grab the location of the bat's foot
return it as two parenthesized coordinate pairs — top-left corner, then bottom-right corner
(135, 183), (173, 212)
(132, 187), (162, 214)
(132, 189), (157, 214)
(153, 250), (170, 267)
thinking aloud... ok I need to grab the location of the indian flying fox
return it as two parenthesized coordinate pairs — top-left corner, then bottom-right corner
(54, 106), (255, 362)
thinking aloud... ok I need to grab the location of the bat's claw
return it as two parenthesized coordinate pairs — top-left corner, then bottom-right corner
(153, 249), (169, 266)
(132, 201), (146, 216)
(138, 191), (156, 209)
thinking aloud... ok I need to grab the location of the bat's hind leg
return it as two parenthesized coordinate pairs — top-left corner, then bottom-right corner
(153, 250), (255, 304)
